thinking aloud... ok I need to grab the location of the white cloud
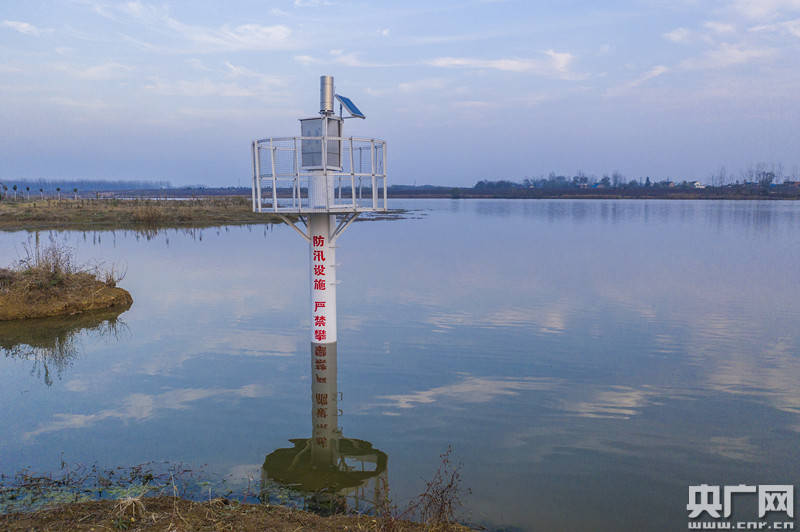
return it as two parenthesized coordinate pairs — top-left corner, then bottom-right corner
(732, 0), (800, 19)
(704, 21), (736, 34)
(76, 62), (134, 80)
(680, 42), (776, 69)
(224, 62), (284, 86)
(605, 65), (668, 97)
(397, 78), (446, 92)
(186, 58), (211, 71)
(2, 20), (44, 36)
(636, 65), (669, 84)
(664, 27), (691, 43)
(48, 96), (110, 110)
(296, 50), (393, 68)
(294, 54), (316, 65)
(98, 2), (293, 53)
(750, 17), (800, 37)
(427, 50), (581, 79)
(328, 49), (375, 67)
(294, 0), (335, 6)
(144, 78), (257, 97)
(545, 49), (573, 73)
(51, 62), (134, 81)
(379, 28), (390, 37)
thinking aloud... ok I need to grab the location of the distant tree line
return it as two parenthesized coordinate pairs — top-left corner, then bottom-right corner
(474, 162), (799, 191)
(0, 179), (171, 201)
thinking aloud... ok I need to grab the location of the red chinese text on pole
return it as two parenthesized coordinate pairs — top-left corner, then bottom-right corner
(309, 216), (336, 345)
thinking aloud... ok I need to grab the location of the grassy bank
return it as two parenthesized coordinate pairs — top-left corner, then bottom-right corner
(0, 455), (472, 532)
(0, 238), (132, 320)
(0, 495), (475, 531)
(0, 197), (281, 232)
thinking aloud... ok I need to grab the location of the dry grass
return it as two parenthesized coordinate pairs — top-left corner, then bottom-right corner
(0, 236), (132, 320)
(0, 197), (282, 232)
(0, 495), (474, 531)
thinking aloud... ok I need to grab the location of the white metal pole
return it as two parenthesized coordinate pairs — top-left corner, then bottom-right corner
(309, 214), (337, 345)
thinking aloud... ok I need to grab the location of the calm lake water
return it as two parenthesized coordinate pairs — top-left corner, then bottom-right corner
(1, 199), (800, 530)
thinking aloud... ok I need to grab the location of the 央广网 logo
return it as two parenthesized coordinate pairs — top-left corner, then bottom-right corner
(687, 484), (794, 530)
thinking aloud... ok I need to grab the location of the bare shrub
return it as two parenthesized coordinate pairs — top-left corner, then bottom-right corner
(96, 262), (127, 288)
(403, 446), (468, 529)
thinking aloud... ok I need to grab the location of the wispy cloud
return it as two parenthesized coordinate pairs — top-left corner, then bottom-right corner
(704, 21), (736, 34)
(397, 77), (447, 92)
(48, 96), (111, 110)
(731, 0), (800, 20)
(664, 27), (691, 43)
(607, 64), (669, 96)
(2, 20), (45, 36)
(295, 49), (397, 68)
(294, 0), (335, 6)
(144, 78), (257, 98)
(95, 2), (294, 53)
(750, 17), (800, 38)
(224, 62), (285, 86)
(427, 50), (582, 79)
(680, 42), (777, 69)
(54, 62), (134, 80)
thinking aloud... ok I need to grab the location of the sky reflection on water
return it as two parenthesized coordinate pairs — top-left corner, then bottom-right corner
(1, 199), (799, 531)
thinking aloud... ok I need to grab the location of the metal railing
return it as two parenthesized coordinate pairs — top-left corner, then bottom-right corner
(252, 136), (387, 213)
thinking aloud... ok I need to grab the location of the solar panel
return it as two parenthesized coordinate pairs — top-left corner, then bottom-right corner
(335, 94), (366, 119)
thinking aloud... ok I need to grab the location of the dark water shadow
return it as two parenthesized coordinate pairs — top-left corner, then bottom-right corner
(0, 303), (132, 386)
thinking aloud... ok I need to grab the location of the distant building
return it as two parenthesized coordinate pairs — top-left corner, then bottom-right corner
(690, 181), (705, 189)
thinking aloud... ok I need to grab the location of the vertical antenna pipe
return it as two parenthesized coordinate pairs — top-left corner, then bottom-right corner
(322, 116), (329, 209)
(320, 75), (334, 115)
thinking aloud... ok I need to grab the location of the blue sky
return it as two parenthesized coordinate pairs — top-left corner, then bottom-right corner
(1, 0), (799, 186)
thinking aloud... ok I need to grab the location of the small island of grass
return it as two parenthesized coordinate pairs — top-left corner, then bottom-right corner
(0, 239), (132, 321)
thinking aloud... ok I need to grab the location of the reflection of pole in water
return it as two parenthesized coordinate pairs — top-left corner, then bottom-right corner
(262, 343), (388, 514)
(311, 342), (338, 467)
